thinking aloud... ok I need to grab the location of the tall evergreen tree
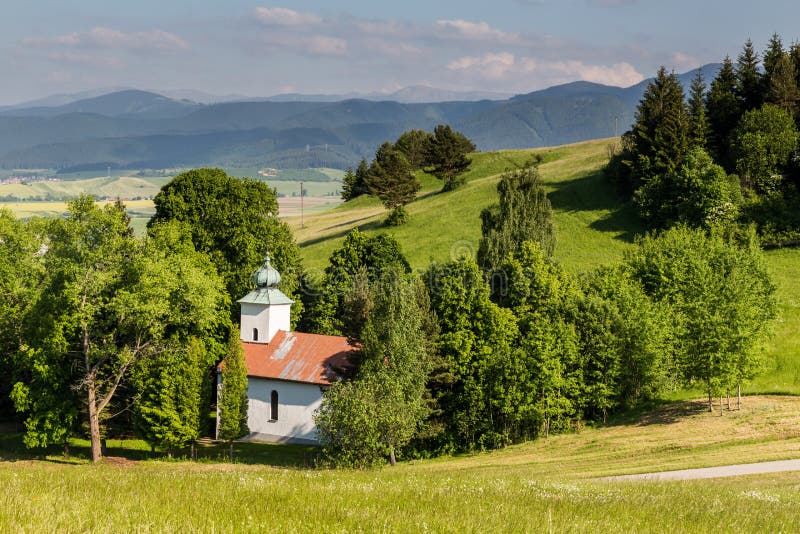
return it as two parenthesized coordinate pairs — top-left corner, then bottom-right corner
(762, 33), (786, 93)
(687, 71), (709, 149)
(736, 39), (763, 111)
(477, 161), (555, 273)
(705, 57), (742, 170)
(217, 327), (249, 461)
(365, 142), (421, 226)
(630, 67), (689, 178)
(340, 158), (370, 201)
(765, 52), (800, 114)
(790, 42), (800, 92)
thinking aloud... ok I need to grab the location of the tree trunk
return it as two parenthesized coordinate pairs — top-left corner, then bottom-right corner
(64, 440), (70, 459)
(389, 446), (396, 467)
(229, 441), (234, 462)
(87, 377), (102, 463)
(191, 442), (196, 461)
(167, 447), (173, 460)
(727, 393), (730, 411)
(738, 383), (742, 410)
(719, 396), (723, 416)
(707, 391), (713, 413)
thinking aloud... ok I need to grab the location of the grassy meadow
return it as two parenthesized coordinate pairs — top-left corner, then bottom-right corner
(1, 396), (800, 531)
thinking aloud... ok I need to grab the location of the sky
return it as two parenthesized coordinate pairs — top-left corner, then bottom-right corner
(2, 0), (800, 104)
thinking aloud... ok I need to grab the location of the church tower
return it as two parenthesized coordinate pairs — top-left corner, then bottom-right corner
(238, 253), (293, 344)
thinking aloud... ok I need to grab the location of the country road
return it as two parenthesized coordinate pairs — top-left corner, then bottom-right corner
(605, 459), (800, 481)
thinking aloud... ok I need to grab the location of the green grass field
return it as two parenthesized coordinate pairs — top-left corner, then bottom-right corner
(1, 396), (799, 531)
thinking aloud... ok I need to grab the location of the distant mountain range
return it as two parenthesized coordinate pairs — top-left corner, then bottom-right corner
(0, 65), (720, 171)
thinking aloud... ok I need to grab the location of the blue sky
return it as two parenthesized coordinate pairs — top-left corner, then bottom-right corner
(2, 1), (799, 104)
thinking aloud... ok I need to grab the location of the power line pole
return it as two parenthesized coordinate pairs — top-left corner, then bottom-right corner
(300, 180), (305, 229)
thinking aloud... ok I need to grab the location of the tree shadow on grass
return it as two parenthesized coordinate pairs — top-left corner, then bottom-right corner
(602, 399), (710, 428)
(547, 170), (644, 243)
(299, 217), (388, 248)
(0, 432), (317, 468)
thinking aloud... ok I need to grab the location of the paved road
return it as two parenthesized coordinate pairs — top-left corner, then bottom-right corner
(605, 459), (800, 481)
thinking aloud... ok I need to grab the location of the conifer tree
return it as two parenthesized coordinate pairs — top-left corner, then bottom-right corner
(790, 42), (800, 92)
(762, 33), (786, 92)
(217, 327), (249, 461)
(765, 52), (800, 114)
(735, 39), (763, 111)
(687, 71), (709, 149)
(705, 57), (741, 170)
(394, 129), (432, 170)
(630, 67), (689, 178)
(365, 142), (420, 226)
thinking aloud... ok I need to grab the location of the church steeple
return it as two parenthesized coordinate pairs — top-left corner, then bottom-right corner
(238, 250), (293, 344)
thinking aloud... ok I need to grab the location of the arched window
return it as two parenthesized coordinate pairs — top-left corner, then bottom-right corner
(253, 328), (259, 341)
(270, 390), (279, 421)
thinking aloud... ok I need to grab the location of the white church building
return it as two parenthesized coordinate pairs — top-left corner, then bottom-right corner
(220, 253), (356, 445)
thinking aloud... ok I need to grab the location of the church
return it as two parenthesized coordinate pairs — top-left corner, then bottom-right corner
(221, 253), (357, 445)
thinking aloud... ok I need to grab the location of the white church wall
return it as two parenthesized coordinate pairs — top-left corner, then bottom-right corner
(240, 303), (291, 343)
(245, 377), (323, 444)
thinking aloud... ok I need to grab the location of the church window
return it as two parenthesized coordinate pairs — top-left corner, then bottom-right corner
(253, 328), (259, 341)
(270, 390), (279, 421)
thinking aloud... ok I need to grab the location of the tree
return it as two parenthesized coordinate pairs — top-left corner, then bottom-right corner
(341, 158), (370, 201)
(629, 67), (690, 179)
(478, 161), (555, 274)
(0, 211), (45, 422)
(365, 142), (420, 225)
(217, 327), (249, 460)
(579, 266), (674, 412)
(424, 258), (517, 449)
(765, 52), (799, 114)
(626, 226), (777, 411)
(687, 71), (709, 149)
(733, 104), (799, 194)
(315, 274), (431, 467)
(736, 39), (763, 111)
(150, 168), (304, 324)
(300, 229), (410, 337)
(706, 57), (742, 170)
(394, 129), (432, 170)
(425, 124), (474, 192)
(634, 148), (740, 228)
(762, 34), (786, 95)
(132, 338), (207, 458)
(12, 197), (227, 462)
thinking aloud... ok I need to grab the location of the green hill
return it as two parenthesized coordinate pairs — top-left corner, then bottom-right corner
(292, 138), (800, 396)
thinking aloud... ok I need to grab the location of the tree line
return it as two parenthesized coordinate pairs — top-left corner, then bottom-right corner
(0, 151), (778, 467)
(306, 161), (776, 466)
(608, 34), (800, 245)
(341, 125), (475, 225)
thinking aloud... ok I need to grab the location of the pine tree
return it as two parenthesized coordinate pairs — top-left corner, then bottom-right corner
(365, 142), (420, 226)
(705, 57), (741, 170)
(394, 129), (432, 170)
(762, 33), (785, 93)
(341, 167), (357, 201)
(687, 71), (709, 149)
(735, 39), (763, 111)
(765, 52), (800, 114)
(217, 327), (249, 461)
(790, 42), (800, 92)
(630, 67), (689, 177)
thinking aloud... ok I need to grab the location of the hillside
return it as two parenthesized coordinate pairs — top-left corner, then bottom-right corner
(292, 138), (800, 396)
(0, 65), (719, 170)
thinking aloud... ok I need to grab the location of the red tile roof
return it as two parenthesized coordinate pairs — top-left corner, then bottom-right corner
(242, 331), (357, 385)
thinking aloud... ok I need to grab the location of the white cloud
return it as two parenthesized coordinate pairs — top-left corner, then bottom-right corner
(254, 7), (322, 27)
(670, 52), (701, 72)
(22, 27), (189, 53)
(447, 51), (643, 88)
(435, 19), (519, 44)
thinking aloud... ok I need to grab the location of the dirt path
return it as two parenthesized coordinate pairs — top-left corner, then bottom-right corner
(605, 459), (800, 481)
